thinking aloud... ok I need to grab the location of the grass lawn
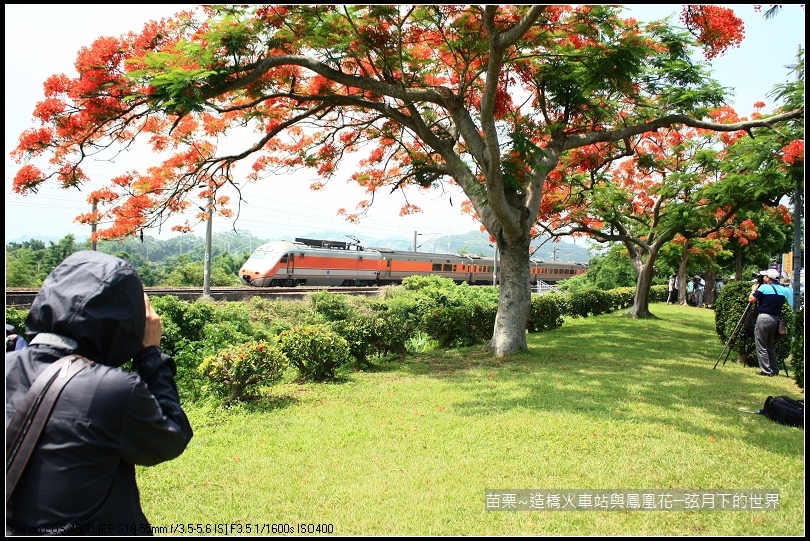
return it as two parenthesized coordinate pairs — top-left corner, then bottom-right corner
(138, 303), (804, 536)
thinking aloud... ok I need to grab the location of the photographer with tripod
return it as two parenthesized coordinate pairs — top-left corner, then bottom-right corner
(749, 268), (793, 377)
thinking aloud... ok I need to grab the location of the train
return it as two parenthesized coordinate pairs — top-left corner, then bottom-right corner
(238, 237), (588, 288)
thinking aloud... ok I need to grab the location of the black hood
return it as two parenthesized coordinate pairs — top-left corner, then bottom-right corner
(25, 251), (146, 367)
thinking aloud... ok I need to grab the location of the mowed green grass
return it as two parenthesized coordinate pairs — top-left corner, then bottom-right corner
(138, 303), (804, 536)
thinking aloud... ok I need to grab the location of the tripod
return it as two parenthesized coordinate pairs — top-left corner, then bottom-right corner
(713, 302), (790, 377)
(714, 303), (752, 369)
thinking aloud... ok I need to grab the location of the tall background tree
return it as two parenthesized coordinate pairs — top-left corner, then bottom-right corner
(10, 5), (803, 355)
(539, 94), (800, 317)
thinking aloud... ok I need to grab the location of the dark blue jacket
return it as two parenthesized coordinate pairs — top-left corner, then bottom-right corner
(6, 251), (193, 535)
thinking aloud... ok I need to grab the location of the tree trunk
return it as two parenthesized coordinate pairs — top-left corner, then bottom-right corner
(677, 251), (690, 305)
(703, 270), (716, 308)
(488, 237), (531, 356)
(627, 257), (657, 318)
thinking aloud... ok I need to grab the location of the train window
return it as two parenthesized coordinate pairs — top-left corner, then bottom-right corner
(280, 255), (288, 263)
(432, 263), (442, 271)
(443, 264), (452, 271)
(251, 249), (276, 260)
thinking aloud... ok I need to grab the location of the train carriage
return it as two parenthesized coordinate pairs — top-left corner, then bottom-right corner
(530, 258), (588, 284)
(376, 249), (489, 285)
(239, 237), (586, 288)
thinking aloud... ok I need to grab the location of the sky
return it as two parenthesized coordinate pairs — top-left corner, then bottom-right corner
(4, 4), (805, 245)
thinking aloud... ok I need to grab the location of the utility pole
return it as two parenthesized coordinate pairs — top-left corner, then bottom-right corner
(203, 192), (213, 299)
(792, 162), (802, 313)
(90, 201), (97, 251)
(786, 47), (802, 313)
(413, 231), (417, 252)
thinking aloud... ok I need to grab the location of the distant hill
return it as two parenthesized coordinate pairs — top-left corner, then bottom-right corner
(6, 234), (88, 244)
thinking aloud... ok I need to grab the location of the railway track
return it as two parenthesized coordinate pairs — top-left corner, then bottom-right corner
(5, 286), (383, 309)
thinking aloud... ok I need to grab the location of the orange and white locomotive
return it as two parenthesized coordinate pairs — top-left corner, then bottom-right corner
(239, 238), (587, 287)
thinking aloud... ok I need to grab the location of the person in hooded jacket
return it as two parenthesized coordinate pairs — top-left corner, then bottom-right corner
(5, 251), (193, 536)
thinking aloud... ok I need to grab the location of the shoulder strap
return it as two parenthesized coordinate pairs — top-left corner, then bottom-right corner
(6, 355), (93, 503)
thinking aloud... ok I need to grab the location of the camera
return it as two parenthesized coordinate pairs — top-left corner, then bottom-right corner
(753, 272), (765, 285)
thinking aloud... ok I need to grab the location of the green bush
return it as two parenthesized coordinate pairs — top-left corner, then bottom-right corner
(278, 323), (352, 381)
(383, 278), (499, 346)
(199, 340), (288, 404)
(150, 295), (203, 355)
(330, 317), (377, 365)
(420, 301), (497, 348)
(650, 284), (668, 303)
(310, 290), (357, 321)
(610, 287), (636, 309)
(151, 296), (266, 401)
(330, 313), (409, 365)
(173, 320), (254, 402)
(405, 330), (439, 354)
(5, 307), (27, 336)
(399, 274), (458, 292)
(789, 305), (803, 388)
(527, 292), (565, 332)
(382, 278), (453, 329)
(247, 296), (324, 335)
(566, 288), (613, 318)
(362, 313), (410, 357)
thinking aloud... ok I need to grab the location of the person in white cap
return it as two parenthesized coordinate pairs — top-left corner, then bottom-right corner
(748, 268), (793, 376)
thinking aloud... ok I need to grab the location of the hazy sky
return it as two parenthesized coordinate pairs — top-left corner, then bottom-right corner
(4, 4), (805, 243)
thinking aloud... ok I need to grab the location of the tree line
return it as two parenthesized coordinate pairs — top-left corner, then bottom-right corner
(6, 222), (791, 295)
(5, 230), (260, 289)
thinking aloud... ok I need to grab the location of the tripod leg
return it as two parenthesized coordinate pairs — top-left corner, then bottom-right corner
(714, 303), (751, 370)
(780, 357), (790, 378)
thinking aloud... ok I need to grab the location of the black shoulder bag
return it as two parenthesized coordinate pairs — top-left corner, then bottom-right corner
(6, 355), (92, 503)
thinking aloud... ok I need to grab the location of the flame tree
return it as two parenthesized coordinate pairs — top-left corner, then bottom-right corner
(11, 5), (803, 355)
(540, 98), (800, 317)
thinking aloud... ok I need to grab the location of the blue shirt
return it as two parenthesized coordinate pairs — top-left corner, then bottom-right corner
(753, 283), (792, 316)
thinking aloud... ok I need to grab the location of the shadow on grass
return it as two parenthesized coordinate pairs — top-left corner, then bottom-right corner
(343, 308), (802, 456)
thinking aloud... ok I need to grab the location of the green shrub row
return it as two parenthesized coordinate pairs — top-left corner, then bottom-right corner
(8, 280), (801, 406)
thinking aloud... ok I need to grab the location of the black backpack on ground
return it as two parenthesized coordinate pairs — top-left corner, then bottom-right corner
(760, 396), (804, 428)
